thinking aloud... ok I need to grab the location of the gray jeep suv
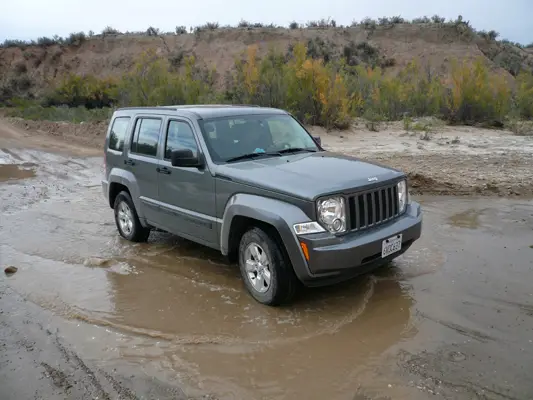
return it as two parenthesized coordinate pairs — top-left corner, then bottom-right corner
(102, 105), (422, 306)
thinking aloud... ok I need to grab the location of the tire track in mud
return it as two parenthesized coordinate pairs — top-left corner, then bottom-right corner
(0, 284), (194, 400)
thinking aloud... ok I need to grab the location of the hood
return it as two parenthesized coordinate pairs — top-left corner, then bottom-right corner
(214, 151), (405, 201)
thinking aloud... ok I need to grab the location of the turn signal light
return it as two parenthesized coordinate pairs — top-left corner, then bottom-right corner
(300, 241), (310, 261)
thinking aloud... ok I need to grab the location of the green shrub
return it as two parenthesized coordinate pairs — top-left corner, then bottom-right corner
(146, 27), (160, 36)
(168, 51), (185, 68)
(306, 18), (336, 28)
(487, 30), (500, 41)
(515, 71), (533, 119)
(444, 58), (511, 124)
(36, 37), (57, 47)
(496, 47), (524, 76)
(204, 22), (220, 30)
(175, 26), (187, 35)
(102, 26), (121, 35)
(361, 18), (377, 30)
(0, 74), (34, 103)
(431, 15), (445, 24)
(289, 21), (299, 29)
(64, 32), (86, 46)
(305, 37), (336, 62)
(1, 39), (28, 48)
(342, 41), (386, 68)
(412, 16), (431, 24)
(44, 73), (118, 108)
(390, 16), (405, 24)
(117, 49), (219, 106)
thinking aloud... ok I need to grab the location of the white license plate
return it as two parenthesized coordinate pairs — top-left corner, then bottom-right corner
(381, 234), (402, 258)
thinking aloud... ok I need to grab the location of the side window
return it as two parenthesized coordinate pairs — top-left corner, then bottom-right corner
(131, 118), (162, 157)
(108, 117), (130, 152)
(165, 120), (198, 159)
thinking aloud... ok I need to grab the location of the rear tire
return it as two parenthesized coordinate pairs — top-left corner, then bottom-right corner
(113, 191), (150, 242)
(238, 226), (298, 306)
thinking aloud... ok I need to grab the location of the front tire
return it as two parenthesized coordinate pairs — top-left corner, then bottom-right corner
(113, 191), (150, 242)
(238, 226), (298, 306)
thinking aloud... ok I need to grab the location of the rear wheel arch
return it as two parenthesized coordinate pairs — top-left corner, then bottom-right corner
(108, 182), (130, 209)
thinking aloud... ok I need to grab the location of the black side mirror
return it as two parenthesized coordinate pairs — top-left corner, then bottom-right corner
(313, 136), (322, 146)
(171, 149), (203, 168)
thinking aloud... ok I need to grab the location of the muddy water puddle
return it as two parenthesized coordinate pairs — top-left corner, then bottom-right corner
(1, 154), (533, 399)
(0, 163), (36, 182)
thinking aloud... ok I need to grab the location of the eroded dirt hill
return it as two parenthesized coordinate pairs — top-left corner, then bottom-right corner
(1, 23), (532, 98)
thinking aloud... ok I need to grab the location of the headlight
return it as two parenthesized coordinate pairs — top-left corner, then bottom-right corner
(397, 180), (407, 213)
(317, 196), (346, 233)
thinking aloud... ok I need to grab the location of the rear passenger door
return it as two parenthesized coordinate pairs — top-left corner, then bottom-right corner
(157, 118), (217, 246)
(126, 115), (163, 225)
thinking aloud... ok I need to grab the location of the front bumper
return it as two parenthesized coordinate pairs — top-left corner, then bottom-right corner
(294, 201), (422, 287)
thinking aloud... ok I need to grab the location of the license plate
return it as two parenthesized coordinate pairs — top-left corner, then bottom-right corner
(381, 234), (402, 258)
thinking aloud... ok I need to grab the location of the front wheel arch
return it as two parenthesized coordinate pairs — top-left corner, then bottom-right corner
(219, 194), (317, 284)
(227, 215), (287, 264)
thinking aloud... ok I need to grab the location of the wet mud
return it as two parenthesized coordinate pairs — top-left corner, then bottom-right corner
(0, 163), (36, 182)
(1, 124), (533, 399)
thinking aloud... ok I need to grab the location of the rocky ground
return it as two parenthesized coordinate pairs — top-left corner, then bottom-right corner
(313, 120), (533, 197)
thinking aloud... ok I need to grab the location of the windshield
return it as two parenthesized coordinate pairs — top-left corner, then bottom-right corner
(198, 114), (320, 163)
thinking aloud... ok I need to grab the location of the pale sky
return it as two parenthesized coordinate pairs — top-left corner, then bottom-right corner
(1, 0), (531, 44)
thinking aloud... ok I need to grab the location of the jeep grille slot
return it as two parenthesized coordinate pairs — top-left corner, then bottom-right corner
(348, 184), (399, 231)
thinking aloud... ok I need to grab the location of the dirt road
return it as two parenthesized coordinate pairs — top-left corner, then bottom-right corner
(1, 119), (533, 400)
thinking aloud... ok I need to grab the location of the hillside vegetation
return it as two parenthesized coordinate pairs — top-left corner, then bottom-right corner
(1, 15), (532, 130)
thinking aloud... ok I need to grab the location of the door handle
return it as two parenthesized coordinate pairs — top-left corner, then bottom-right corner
(156, 167), (171, 175)
(124, 159), (135, 166)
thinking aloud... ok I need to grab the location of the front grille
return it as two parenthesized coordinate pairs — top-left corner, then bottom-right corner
(348, 184), (400, 231)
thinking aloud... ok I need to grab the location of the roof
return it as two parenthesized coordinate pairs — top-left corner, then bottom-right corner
(115, 104), (288, 119)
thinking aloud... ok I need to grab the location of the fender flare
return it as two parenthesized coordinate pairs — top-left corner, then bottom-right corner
(219, 193), (317, 281)
(107, 169), (146, 223)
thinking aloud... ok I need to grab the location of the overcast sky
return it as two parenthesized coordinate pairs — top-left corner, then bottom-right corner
(1, 0), (531, 44)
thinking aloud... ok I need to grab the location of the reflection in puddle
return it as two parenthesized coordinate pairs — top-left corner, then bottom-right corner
(0, 163), (36, 182)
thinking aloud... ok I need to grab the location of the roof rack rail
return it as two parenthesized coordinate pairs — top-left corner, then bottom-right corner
(169, 104), (261, 108)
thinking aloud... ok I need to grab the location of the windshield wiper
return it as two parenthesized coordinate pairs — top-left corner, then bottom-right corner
(277, 147), (317, 154)
(225, 152), (281, 163)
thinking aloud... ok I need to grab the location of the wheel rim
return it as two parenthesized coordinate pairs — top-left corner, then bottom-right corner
(244, 242), (272, 293)
(117, 201), (134, 236)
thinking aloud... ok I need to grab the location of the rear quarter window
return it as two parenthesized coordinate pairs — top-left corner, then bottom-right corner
(108, 117), (130, 152)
